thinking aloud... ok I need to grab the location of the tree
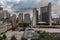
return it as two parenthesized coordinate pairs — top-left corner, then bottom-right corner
(12, 27), (16, 31)
(39, 31), (58, 40)
(11, 35), (17, 40)
(3, 34), (7, 40)
(18, 23), (29, 27)
(0, 36), (3, 40)
(12, 26), (18, 31)
(21, 37), (27, 40)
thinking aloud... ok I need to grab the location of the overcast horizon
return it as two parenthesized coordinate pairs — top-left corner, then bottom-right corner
(0, 0), (60, 18)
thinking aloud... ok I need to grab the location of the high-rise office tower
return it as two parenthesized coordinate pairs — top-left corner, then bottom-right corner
(4, 10), (10, 19)
(36, 10), (38, 24)
(11, 14), (16, 27)
(0, 7), (4, 19)
(0, 11), (4, 19)
(48, 3), (52, 26)
(32, 8), (38, 27)
(24, 14), (31, 23)
(0, 9), (10, 20)
(40, 3), (52, 25)
(18, 13), (23, 24)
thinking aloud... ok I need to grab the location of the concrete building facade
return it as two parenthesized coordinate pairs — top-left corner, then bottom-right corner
(52, 17), (60, 25)
(32, 8), (38, 27)
(18, 13), (23, 24)
(40, 3), (52, 26)
(0, 7), (4, 19)
(0, 11), (4, 19)
(0, 10), (10, 20)
(4, 10), (10, 19)
(24, 14), (31, 23)
(11, 14), (16, 27)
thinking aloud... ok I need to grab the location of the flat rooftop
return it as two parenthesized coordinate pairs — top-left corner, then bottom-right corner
(40, 28), (60, 33)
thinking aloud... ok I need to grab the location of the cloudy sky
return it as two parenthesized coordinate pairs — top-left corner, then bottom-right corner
(0, 0), (60, 18)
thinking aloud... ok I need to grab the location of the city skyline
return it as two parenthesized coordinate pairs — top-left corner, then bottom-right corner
(0, 0), (60, 18)
(0, 1), (60, 40)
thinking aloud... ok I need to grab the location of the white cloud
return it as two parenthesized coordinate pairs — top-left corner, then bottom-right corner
(1, 0), (60, 18)
(51, 0), (60, 18)
(6, 0), (21, 3)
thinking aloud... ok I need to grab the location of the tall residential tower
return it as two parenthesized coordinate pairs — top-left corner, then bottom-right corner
(32, 8), (38, 27)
